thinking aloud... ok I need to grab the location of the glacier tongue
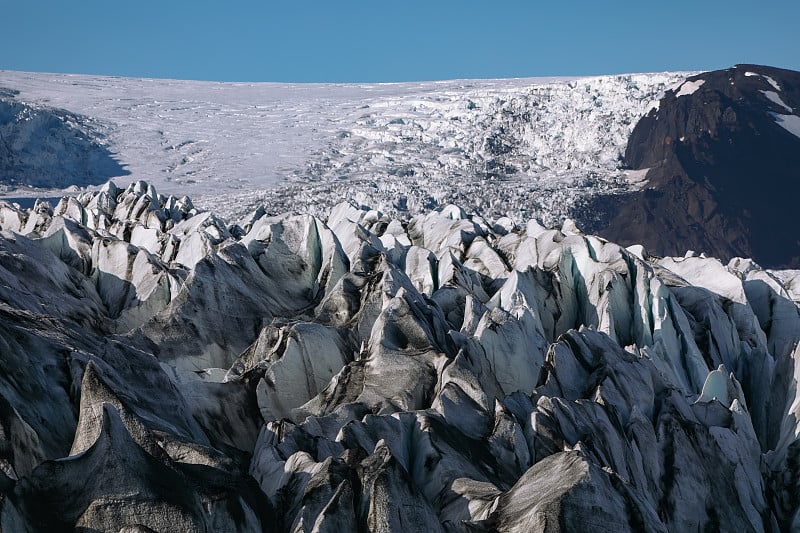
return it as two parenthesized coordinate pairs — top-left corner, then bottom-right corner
(0, 70), (690, 229)
(0, 182), (799, 530)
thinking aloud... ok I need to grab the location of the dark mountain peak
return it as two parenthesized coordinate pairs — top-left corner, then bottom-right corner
(585, 64), (800, 268)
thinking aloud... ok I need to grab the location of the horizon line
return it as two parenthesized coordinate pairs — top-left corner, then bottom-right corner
(0, 65), (718, 86)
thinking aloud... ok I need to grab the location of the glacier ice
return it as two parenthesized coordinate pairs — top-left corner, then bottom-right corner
(0, 182), (798, 530)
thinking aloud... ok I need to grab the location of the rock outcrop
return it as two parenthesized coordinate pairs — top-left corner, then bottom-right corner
(584, 64), (800, 268)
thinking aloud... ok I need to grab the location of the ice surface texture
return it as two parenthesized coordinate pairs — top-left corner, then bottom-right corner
(0, 91), (129, 189)
(5, 65), (798, 269)
(0, 182), (799, 530)
(0, 70), (686, 227)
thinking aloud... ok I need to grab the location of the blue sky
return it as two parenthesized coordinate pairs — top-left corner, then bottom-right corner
(1, 0), (798, 82)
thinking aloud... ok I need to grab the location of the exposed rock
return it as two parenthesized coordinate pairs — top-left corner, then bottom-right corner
(584, 64), (800, 268)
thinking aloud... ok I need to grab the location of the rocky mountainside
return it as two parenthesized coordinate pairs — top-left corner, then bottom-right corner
(583, 64), (800, 268)
(0, 181), (799, 531)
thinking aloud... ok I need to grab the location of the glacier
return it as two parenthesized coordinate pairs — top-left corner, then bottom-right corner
(0, 70), (688, 226)
(0, 181), (798, 531)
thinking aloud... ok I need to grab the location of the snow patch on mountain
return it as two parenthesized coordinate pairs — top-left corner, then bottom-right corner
(746, 71), (782, 91)
(771, 112), (800, 138)
(765, 75), (782, 91)
(675, 79), (705, 97)
(762, 90), (794, 112)
(623, 167), (650, 189)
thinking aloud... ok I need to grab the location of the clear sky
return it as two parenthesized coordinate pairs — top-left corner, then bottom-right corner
(1, 0), (798, 82)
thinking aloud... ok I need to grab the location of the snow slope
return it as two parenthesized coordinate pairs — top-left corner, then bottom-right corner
(0, 70), (688, 224)
(0, 93), (128, 190)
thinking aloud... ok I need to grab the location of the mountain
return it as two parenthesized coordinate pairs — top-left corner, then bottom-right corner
(0, 182), (799, 531)
(582, 64), (800, 268)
